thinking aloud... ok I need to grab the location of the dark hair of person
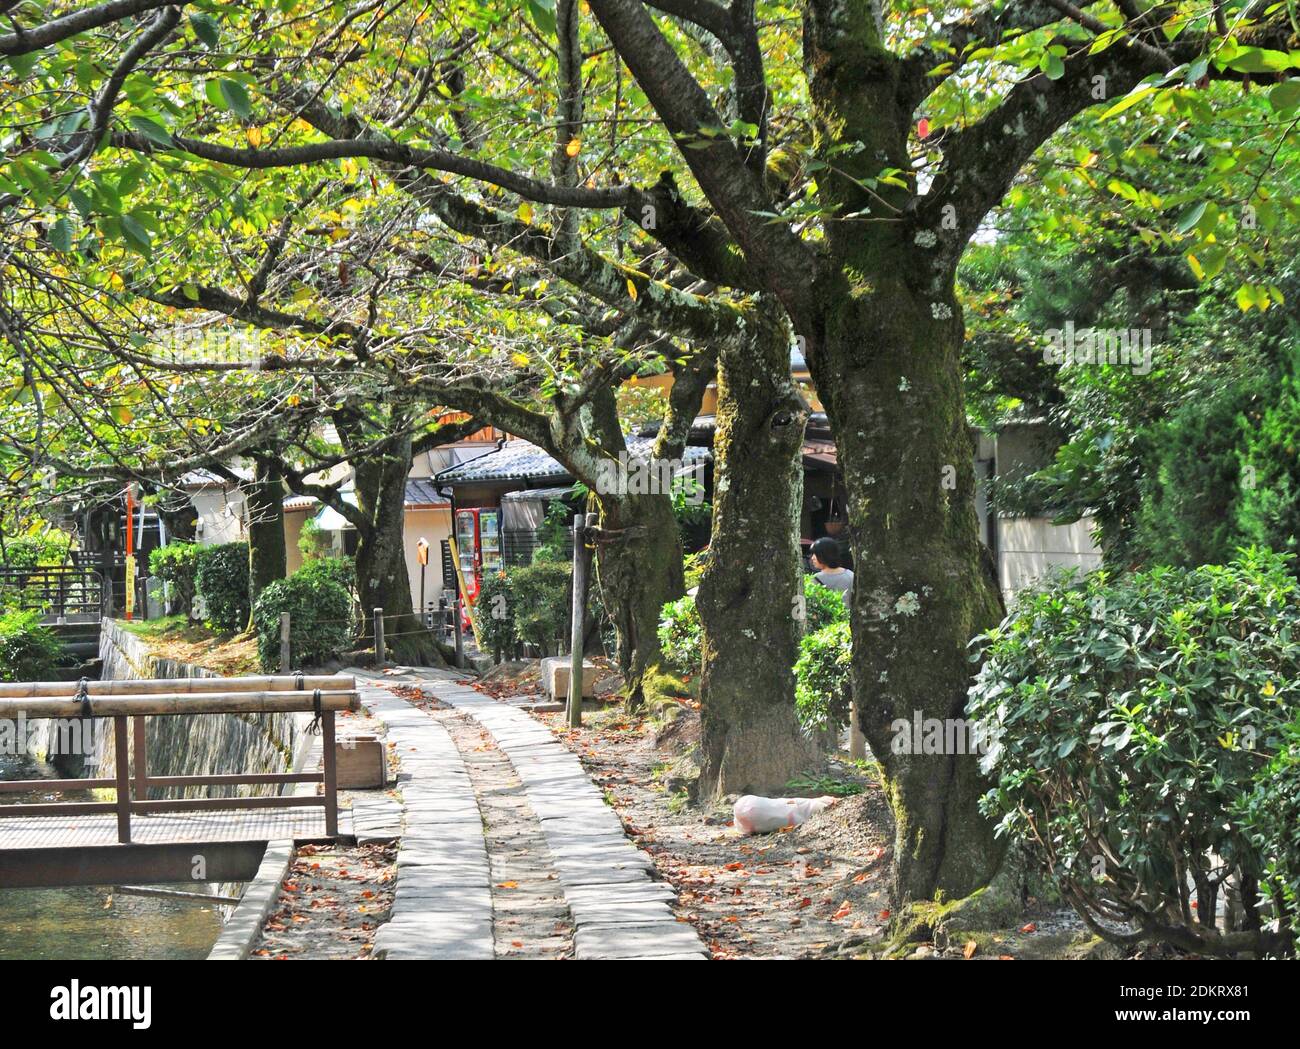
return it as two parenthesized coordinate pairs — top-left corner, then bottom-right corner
(810, 537), (843, 569)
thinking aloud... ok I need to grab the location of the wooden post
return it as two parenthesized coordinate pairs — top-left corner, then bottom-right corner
(279, 611), (291, 673)
(374, 607), (385, 665)
(849, 696), (867, 761)
(321, 709), (338, 838)
(114, 716), (132, 843)
(132, 715), (147, 801)
(453, 598), (464, 668)
(566, 513), (594, 729)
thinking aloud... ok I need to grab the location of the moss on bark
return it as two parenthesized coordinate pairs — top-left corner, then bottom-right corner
(696, 296), (813, 797)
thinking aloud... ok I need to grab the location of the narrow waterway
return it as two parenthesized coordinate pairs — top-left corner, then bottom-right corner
(0, 749), (226, 960)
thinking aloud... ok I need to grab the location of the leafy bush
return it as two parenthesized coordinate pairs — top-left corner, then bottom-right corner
(1237, 716), (1300, 956)
(683, 549), (709, 591)
(968, 550), (1300, 956)
(0, 609), (64, 681)
(476, 569), (516, 655)
(149, 542), (200, 614)
(297, 555), (355, 602)
(251, 573), (353, 671)
(509, 560), (571, 651)
(2, 530), (73, 569)
(657, 594), (701, 674)
(297, 517), (333, 561)
(802, 573), (849, 632)
(194, 542), (251, 632)
(794, 620), (852, 733)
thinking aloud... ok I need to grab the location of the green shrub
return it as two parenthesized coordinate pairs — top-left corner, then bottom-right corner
(251, 573), (353, 671)
(297, 555), (355, 602)
(149, 541), (200, 614)
(683, 549), (709, 591)
(0, 609), (64, 681)
(2, 530), (73, 569)
(509, 560), (571, 651)
(476, 569), (516, 655)
(194, 542), (251, 632)
(967, 549), (1300, 956)
(794, 620), (852, 733)
(657, 594), (701, 674)
(802, 573), (849, 633)
(1238, 716), (1300, 956)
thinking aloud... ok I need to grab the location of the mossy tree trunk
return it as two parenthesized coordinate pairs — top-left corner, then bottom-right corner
(696, 297), (812, 796)
(351, 432), (444, 666)
(803, 5), (1005, 901)
(245, 457), (287, 622)
(592, 490), (685, 703)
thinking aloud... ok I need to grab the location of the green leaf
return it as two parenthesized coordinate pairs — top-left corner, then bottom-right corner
(1270, 80), (1300, 114)
(527, 0), (556, 36)
(49, 217), (73, 253)
(217, 79), (253, 119)
(1041, 53), (1065, 80)
(1099, 86), (1157, 120)
(1174, 201), (1208, 234)
(128, 115), (173, 148)
(119, 213), (153, 257)
(189, 11), (221, 48)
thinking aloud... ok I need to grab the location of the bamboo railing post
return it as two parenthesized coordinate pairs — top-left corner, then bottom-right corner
(114, 716), (131, 843)
(133, 715), (147, 801)
(453, 598), (464, 668)
(279, 611), (291, 673)
(322, 709), (338, 838)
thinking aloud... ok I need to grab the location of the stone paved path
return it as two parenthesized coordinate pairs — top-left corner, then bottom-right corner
(355, 668), (707, 960)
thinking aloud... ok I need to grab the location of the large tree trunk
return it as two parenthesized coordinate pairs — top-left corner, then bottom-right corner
(804, 2), (1005, 903)
(245, 458), (286, 619)
(352, 434), (443, 666)
(811, 266), (1005, 903)
(592, 490), (685, 701)
(696, 297), (813, 797)
(580, 384), (686, 704)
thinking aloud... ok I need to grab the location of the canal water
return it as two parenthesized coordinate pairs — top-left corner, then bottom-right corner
(0, 749), (226, 960)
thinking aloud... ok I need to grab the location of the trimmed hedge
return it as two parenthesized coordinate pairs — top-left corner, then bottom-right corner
(251, 573), (353, 671)
(509, 560), (571, 652)
(476, 569), (516, 656)
(194, 542), (251, 632)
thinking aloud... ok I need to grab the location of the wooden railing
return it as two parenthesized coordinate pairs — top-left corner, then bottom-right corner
(0, 565), (104, 621)
(0, 675), (359, 843)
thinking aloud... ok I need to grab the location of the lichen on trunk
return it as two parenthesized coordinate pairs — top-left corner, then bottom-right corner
(696, 296), (813, 797)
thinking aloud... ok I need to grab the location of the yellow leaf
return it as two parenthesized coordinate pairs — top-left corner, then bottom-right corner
(626, 279), (638, 300)
(511, 353), (530, 366)
(565, 138), (581, 158)
(246, 126), (264, 147)
(518, 201), (534, 224)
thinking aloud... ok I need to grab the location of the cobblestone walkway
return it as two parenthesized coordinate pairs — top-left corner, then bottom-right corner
(356, 668), (707, 961)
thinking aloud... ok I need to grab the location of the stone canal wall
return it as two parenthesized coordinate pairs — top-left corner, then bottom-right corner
(36, 620), (317, 797)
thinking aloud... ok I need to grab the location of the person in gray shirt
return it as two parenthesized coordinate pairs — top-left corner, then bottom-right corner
(809, 537), (853, 602)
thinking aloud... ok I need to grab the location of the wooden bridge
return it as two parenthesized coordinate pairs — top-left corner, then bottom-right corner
(0, 675), (359, 888)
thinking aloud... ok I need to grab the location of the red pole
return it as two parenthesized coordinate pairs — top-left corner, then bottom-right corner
(124, 484), (134, 621)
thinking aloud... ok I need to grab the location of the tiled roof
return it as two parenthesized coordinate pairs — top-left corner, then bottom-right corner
(282, 479), (449, 514)
(437, 437), (710, 485)
(404, 477), (450, 507)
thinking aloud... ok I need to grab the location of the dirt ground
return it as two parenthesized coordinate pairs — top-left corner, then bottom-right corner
(465, 661), (1126, 960)
(249, 840), (397, 960)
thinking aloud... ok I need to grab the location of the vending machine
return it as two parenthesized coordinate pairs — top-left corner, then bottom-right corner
(454, 508), (502, 618)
